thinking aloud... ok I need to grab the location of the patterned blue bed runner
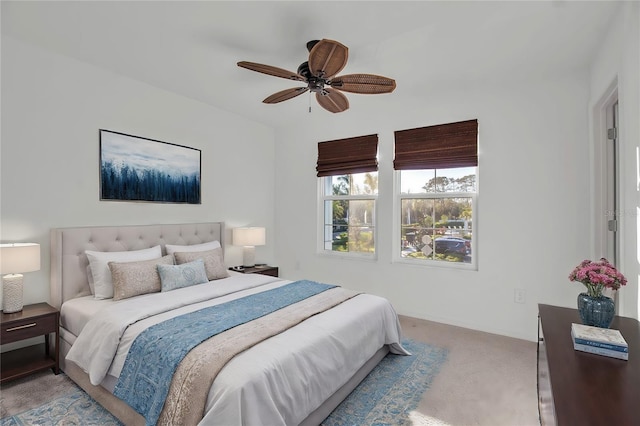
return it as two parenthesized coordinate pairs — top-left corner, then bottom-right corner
(113, 280), (336, 426)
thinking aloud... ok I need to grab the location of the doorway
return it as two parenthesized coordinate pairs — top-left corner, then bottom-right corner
(595, 84), (619, 310)
(605, 99), (619, 267)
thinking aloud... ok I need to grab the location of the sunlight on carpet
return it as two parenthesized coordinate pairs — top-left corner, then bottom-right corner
(1, 339), (447, 426)
(408, 410), (452, 426)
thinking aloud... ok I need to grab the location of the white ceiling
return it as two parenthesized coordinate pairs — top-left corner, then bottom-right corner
(1, 1), (620, 128)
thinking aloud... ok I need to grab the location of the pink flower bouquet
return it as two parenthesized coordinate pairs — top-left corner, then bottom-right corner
(568, 258), (627, 298)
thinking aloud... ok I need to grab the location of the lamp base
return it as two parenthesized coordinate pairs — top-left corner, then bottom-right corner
(3, 274), (24, 313)
(242, 246), (256, 268)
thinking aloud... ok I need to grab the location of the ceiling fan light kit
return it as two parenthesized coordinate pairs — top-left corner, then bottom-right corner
(237, 39), (396, 113)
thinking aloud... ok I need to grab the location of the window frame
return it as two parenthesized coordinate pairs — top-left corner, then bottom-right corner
(317, 173), (378, 260)
(392, 168), (478, 270)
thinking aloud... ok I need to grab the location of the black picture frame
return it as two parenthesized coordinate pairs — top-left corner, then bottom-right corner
(99, 129), (201, 204)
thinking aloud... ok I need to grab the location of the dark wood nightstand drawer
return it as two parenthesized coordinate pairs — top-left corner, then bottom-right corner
(1, 303), (60, 383)
(1, 313), (57, 344)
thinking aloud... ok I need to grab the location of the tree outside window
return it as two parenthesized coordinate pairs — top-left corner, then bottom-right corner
(399, 168), (476, 264)
(323, 172), (377, 255)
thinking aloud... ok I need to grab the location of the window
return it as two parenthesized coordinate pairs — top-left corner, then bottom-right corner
(398, 168), (475, 264)
(394, 120), (478, 267)
(317, 135), (378, 257)
(321, 172), (377, 254)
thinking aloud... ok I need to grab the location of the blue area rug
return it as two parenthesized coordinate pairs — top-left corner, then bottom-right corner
(1, 339), (447, 426)
(322, 339), (448, 425)
(0, 389), (122, 426)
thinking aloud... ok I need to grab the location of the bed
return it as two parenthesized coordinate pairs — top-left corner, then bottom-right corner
(50, 222), (408, 425)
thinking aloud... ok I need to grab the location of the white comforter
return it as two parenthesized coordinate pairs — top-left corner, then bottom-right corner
(65, 274), (408, 425)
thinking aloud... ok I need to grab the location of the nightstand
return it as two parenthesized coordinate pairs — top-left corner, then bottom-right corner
(1, 302), (60, 383)
(230, 265), (279, 277)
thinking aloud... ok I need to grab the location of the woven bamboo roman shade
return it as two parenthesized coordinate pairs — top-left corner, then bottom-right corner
(316, 134), (378, 177)
(393, 119), (478, 170)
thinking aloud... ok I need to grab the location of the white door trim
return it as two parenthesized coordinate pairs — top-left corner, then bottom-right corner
(592, 80), (618, 262)
(592, 79), (619, 308)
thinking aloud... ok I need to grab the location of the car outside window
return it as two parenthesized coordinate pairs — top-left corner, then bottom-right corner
(398, 167), (476, 267)
(321, 172), (377, 256)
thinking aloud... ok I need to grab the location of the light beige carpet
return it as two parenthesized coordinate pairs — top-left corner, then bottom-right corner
(399, 315), (540, 426)
(1, 315), (540, 425)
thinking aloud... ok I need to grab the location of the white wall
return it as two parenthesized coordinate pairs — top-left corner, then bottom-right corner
(589, 1), (640, 320)
(0, 37), (277, 310)
(274, 4), (640, 342)
(2, 3), (637, 345)
(274, 71), (592, 342)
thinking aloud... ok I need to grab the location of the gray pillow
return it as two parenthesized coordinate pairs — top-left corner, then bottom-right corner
(109, 254), (174, 301)
(173, 247), (229, 281)
(157, 258), (209, 292)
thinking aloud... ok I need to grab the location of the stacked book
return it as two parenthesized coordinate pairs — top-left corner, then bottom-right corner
(571, 323), (628, 360)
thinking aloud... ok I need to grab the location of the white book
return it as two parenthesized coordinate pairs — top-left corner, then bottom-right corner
(571, 323), (628, 347)
(574, 342), (629, 360)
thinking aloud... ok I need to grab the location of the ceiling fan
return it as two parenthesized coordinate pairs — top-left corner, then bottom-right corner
(237, 39), (396, 113)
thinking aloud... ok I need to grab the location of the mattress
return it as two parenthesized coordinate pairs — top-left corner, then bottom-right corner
(61, 295), (112, 337)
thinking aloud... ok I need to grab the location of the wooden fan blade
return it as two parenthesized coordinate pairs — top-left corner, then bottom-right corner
(315, 88), (349, 113)
(263, 87), (309, 104)
(237, 61), (305, 81)
(308, 39), (348, 79)
(329, 74), (396, 94)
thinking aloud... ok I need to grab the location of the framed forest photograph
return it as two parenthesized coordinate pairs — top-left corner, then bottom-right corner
(99, 130), (201, 204)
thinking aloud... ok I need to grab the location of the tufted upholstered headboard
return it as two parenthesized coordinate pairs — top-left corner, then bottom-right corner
(50, 222), (224, 309)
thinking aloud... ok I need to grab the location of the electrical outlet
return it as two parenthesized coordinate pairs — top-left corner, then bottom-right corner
(514, 288), (526, 304)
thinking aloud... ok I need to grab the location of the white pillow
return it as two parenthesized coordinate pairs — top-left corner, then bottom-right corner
(86, 245), (162, 299)
(165, 240), (220, 255)
(86, 265), (95, 295)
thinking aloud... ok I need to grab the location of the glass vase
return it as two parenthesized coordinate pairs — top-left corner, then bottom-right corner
(577, 293), (615, 328)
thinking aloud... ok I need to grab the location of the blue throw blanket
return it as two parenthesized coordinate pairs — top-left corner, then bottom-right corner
(113, 280), (336, 426)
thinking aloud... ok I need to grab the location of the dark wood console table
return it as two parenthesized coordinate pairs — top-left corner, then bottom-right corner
(537, 304), (640, 425)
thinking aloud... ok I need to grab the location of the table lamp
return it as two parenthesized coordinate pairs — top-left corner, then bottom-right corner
(0, 243), (41, 313)
(232, 227), (265, 268)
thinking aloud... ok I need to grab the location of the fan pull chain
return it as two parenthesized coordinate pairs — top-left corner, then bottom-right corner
(309, 91), (312, 113)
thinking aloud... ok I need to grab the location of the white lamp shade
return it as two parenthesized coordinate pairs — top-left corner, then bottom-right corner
(233, 227), (266, 247)
(0, 243), (41, 274)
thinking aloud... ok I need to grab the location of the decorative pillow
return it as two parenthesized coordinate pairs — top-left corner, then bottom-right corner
(157, 259), (209, 292)
(109, 255), (174, 301)
(165, 240), (220, 255)
(85, 245), (162, 299)
(173, 247), (229, 281)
